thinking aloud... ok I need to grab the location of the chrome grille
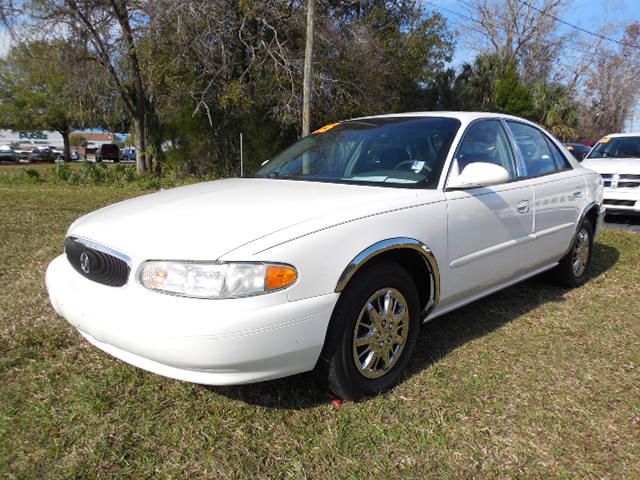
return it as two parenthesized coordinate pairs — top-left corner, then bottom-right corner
(64, 237), (131, 287)
(600, 173), (640, 188)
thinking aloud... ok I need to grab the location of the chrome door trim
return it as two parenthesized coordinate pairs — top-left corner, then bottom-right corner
(500, 118), (528, 178)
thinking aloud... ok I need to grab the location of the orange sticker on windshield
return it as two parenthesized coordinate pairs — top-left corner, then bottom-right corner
(312, 122), (340, 134)
(598, 137), (611, 143)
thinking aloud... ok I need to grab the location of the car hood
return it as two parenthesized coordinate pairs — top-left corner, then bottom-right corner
(581, 157), (640, 174)
(68, 178), (427, 261)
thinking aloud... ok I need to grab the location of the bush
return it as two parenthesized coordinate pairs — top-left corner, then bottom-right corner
(1, 162), (188, 189)
(22, 168), (41, 183)
(134, 176), (163, 190)
(82, 162), (107, 184)
(53, 162), (73, 182)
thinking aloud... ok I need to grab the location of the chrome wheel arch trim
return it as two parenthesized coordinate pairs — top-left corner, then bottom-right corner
(335, 237), (440, 319)
(563, 201), (601, 258)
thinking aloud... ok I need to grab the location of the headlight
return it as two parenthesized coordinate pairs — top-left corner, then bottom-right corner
(139, 261), (297, 299)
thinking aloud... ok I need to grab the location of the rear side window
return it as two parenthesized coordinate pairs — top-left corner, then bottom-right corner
(507, 122), (563, 178)
(456, 120), (517, 180)
(546, 138), (571, 170)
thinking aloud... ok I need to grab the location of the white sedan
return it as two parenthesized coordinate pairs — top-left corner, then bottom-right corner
(581, 132), (640, 216)
(46, 112), (604, 400)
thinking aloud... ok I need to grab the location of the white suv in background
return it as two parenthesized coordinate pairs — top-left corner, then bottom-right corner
(582, 133), (640, 216)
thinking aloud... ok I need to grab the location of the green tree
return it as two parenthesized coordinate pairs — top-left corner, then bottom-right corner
(531, 82), (578, 141)
(455, 54), (506, 111)
(494, 64), (533, 117)
(69, 135), (88, 148)
(0, 40), (110, 160)
(427, 54), (535, 118)
(138, 0), (454, 176)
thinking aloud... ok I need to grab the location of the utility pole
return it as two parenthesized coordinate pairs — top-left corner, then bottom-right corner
(302, 0), (315, 137)
(240, 132), (244, 176)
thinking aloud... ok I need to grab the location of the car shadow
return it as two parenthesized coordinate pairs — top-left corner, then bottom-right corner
(206, 243), (619, 409)
(605, 214), (640, 231)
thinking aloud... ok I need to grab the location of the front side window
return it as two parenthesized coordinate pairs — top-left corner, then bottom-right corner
(255, 117), (461, 188)
(507, 122), (562, 178)
(587, 136), (640, 159)
(455, 120), (517, 180)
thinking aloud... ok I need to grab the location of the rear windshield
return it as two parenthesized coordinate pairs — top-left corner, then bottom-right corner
(587, 136), (640, 159)
(254, 117), (461, 188)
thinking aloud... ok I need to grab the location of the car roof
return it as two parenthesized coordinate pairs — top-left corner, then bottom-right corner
(599, 132), (640, 139)
(348, 111), (535, 124)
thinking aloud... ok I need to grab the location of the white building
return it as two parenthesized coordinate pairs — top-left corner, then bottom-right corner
(0, 129), (65, 148)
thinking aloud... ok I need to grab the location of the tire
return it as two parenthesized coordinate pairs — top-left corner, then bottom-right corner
(318, 261), (420, 401)
(552, 218), (594, 288)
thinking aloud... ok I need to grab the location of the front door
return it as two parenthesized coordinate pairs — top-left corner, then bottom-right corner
(442, 119), (534, 307)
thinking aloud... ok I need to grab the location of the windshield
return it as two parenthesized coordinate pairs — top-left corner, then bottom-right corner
(587, 136), (640, 159)
(254, 117), (461, 187)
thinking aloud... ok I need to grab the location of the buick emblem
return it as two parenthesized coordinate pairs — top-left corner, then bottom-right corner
(611, 173), (620, 189)
(80, 252), (91, 274)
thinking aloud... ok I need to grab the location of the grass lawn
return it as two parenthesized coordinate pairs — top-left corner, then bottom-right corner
(1, 181), (639, 479)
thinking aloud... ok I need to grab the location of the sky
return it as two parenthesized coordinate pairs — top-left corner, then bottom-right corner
(0, 28), (11, 58)
(426, 0), (640, 131)
(427, 0), (640, 67)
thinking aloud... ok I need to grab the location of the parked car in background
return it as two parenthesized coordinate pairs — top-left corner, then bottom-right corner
(96, 143), (120, 162)
(564, 143), (591, 161)
(46, 112), (604, 400)
(0, 145), (19, 162)
(121, 147), (136, 162)
(15, 148), (31, 161)
(27, 147), (57, 163)
(47, 145), (64, 160)
(581, 132), (640, 216)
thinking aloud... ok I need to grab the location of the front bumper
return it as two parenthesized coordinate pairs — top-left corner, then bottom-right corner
(46, 255), (339, 385)
(602, 188), (640, 215)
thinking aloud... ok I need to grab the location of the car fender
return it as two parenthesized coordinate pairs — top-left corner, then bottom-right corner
(219, 197), (448, 303)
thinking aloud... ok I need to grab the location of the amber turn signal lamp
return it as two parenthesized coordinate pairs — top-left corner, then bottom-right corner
(266, 265), (297, 290)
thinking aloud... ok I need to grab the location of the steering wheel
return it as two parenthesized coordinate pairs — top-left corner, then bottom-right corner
(394, 160), (431, 174)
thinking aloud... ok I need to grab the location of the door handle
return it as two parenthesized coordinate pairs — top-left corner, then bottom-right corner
(573, 190), (583, 198)
(516, 200), (530, 214)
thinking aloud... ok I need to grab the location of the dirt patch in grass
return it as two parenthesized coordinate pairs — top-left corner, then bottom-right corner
(1, 183), (639, 479)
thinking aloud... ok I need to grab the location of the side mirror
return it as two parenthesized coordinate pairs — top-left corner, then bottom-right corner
(448, 162), (511, 189)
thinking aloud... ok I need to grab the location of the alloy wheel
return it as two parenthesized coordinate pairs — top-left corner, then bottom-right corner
(572, 228), (590, 277)
(352, 288), (410, 379)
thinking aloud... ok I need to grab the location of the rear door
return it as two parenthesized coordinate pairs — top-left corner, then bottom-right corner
(442, 119), (534, 307)
(505, 121), (584, 267)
